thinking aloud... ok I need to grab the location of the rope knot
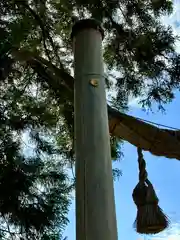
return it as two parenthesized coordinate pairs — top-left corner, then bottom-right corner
(137, 147), (147, 183)
(132, 147), (169, 234)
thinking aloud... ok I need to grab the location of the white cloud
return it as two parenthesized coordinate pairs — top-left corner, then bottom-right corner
(161, 0), (180, 52)
(128, 96), (141, 108)
(149, 222), (180, 240)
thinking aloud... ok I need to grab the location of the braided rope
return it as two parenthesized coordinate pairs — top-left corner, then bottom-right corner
(137, 147), (148, 183)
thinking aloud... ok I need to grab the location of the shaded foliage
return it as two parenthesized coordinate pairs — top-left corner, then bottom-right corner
(0, 79), (72, 239)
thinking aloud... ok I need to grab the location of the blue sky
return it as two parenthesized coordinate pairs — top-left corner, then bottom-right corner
(63, 1), (180, 239)
(63, 94), (180, 240)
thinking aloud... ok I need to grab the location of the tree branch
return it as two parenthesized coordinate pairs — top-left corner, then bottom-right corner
(16, 1), (63, 69)
(12, 49), (180, 161)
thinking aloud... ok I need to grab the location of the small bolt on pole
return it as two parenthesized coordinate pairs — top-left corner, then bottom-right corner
(71, 19), (118, 240)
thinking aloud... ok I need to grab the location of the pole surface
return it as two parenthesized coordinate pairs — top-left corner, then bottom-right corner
(71, 19), (118, 240)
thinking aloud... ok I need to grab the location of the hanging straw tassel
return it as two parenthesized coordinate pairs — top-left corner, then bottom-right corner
(132, 148), (169, 234)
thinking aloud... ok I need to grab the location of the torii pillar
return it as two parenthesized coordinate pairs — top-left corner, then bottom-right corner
(71, 19), (118, 240)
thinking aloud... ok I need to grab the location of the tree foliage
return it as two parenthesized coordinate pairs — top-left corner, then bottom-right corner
(0, 0), (179, 239)
(0, 66), (72, 239)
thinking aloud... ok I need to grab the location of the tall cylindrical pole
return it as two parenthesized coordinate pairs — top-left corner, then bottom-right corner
(71, 19), (118, 240)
